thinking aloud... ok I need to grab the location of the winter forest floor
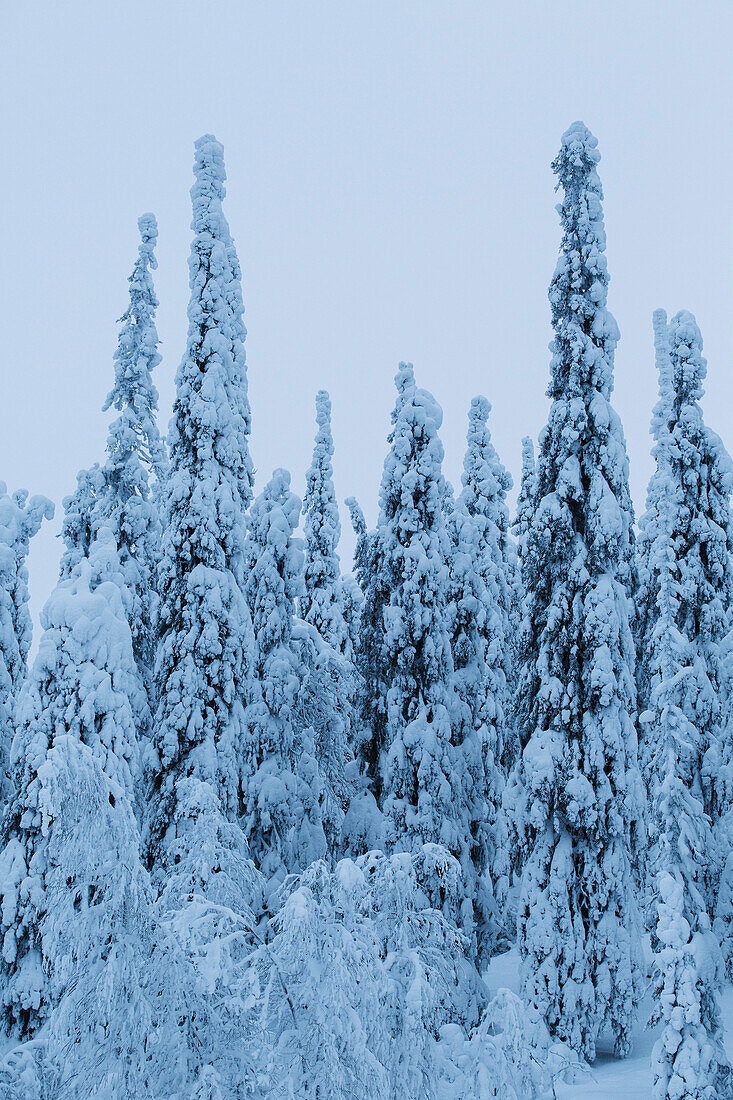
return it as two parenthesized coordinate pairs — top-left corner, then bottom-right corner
(485, 947), (733, 1099)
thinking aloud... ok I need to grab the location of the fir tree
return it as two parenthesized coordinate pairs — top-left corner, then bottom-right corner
(60, 214), (166, 689)
(651, 871), (730, 1100)
(513, 436), (536, 562)
(505, 434), (536, 773)
(514, 122), (642, 1061)
(376, 366), (456, 844)
(447, 396), (514, 957)
(154, 777), (264, 1096)
(637, 310), (733, 901)
(496, 438), (536, 934)
(242, 469), (327, 889)
(147, 136), (255, 873)
(0, 531), (147, 1037)
(0, 486), (53, 805)
(639, 310), (730, 1098)
(43, 736), (183, 1098)
(302, 390), (349, 654)
(453, 399), (515, 770)
(355, 365), (476, 941)
(339, 572), (363, 666)
(347, 494), (386, 786)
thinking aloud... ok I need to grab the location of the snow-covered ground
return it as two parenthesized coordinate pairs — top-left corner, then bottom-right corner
(485, 947), (733, 1099)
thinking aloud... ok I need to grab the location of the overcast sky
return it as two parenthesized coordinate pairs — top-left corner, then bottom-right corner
(2, 0), (732, 631)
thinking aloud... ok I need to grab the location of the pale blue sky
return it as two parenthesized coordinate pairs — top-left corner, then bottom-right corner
(1, 1), (732, 629)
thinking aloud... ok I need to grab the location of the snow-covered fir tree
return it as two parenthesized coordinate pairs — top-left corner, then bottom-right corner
(513, 121), (643, 1061)
(136, 140), (265, 1093)
(153, 776), (264, 1096)
(347, 493), (387, 792)
(496, 436), (537, 935)
(637, 310), (733, 908)
(0, 487), (53, 806)
(0, 530), (147, 1037)
(147, 136), (255, 873)
(447, 395), (514, 957)
(640, 310), (730, 1098)
(242, 468), (329, 890)
(651, 871), (731, 1100)
(503, 434), (536, 781)
(513, 436), (536, 563)
(256, 847), (506, 1099)
(452, 396), (516, 775)
(42, 735), (184, 1099)
(60, 213), (166, 691)
(301, 390), (350, 654)
(353, 364), (478, 942)
(339, 572), (363, 665)
(357, 363), (456, 816)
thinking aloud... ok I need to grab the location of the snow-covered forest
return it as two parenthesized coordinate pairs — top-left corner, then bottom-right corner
(0, 121), (731, 1099)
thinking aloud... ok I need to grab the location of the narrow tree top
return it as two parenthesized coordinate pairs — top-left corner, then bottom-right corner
(668, 309), (706, 406)
(191, 133), (228, 230)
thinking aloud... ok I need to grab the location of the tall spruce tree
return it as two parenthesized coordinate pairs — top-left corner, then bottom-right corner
(508, 435), (536, 760)
(355, 365), (477, 937)
(348, 494), (387, 788)
(60, 214), (166, 690)
(42, 731), (184, 1099)
(371, 364), (455, 835)
(513, 122), (642, 1061)
(0, 487), (53, 805)
(638, 310), (733, 898)
(0, 531), (148, 1037)
(513, 437), (536, 562)
(640, 312), (731, 1100)
(457, 397), (515, 762)
(147, 136), (255, 873)
(448, 396), (514, 955)
(242, 469), (328, 888)
(302, 390), (349, 654)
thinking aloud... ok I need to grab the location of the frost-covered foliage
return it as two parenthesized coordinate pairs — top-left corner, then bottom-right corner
(301, 391), (350, 655)
(42, 736), (183, 1099)
(254, 858), (389, 1099)
(257, 847), (471, 1099)
(148, 136), (255, 873)
(0, 531), (147, 1038)
(256, 849), (575, 1099)
(290, 618), (356, 855)
(242, 469), (329, 890)
(651, 873), (731, 1099)
(11, 119), (733, 1092)
(512, 122), (642, 1061)
(60, 214), (166, 691)
(154, 777), (264, 1096)
(435, 988), (582, 1099)
(447, 396), (515, 958)
(0, 487), (53, 806)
